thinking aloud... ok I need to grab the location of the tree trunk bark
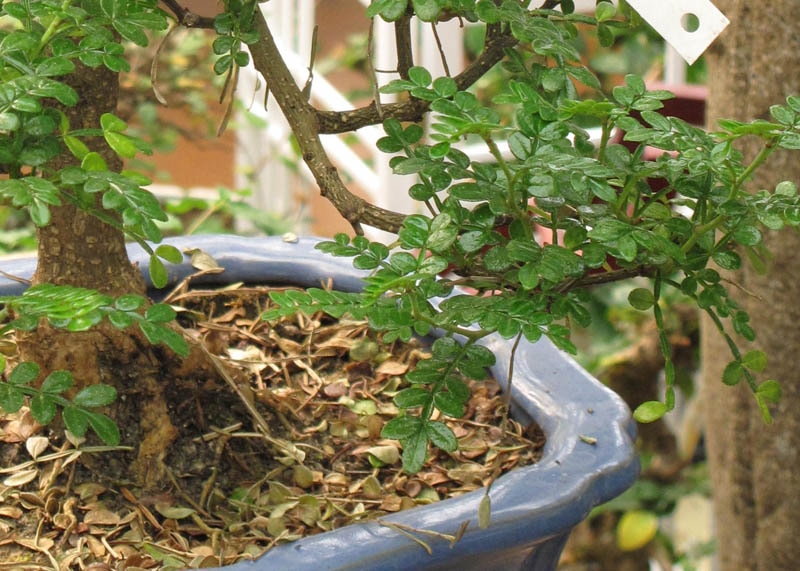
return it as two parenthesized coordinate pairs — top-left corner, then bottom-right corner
(32, 60), (143, 293)
(18, 61), (179, 487)
(702, 2), (800, 569)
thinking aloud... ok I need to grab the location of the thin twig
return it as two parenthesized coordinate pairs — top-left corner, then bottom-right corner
(160, 0), (215, 28)
(150, 23), (180, 105)
(431, 23), (451, 77)
(366, 19), (383, 118)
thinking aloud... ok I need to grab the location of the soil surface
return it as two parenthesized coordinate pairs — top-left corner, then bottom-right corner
(0, 284), (544, 569)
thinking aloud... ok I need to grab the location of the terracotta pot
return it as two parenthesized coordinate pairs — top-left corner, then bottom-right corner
(0, 235), (639, 571)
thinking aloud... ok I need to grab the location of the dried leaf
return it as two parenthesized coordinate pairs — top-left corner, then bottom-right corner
(87, 535), (106, 557)
(296, 495), (321, 526)
(15, 536), (55, 551)
(18, 492), (44, 508)
(361, 476), (382, 500)
(76, 482), (107, 500)
(84, 508), (122, 526)
(184, 248), (221, 271)
(267, 515), (287, 537)
(379, 494), (403, 512)
(0, 506), (23, 518)
(447, 463), (488, 486)
(375, 360), (409, 376)
(25, 436), (49, 459)
(4, 469), (38, 487)
(365, 444), (400, 466)
(478, 494), (492, 529)
(1, 409), (39, 442)
(292, 465), (315, 489)
(323, 380), (349, 398)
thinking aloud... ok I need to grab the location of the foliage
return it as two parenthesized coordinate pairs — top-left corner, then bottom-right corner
(0, 284), (189, 356)
(1, 0), (800, 475)
(0, 0), (180, 285)
(266, 1), (800, 471)
(0, 356), (119, 444)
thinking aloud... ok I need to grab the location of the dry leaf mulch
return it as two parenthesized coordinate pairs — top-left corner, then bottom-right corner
(0, 283), (545, 570)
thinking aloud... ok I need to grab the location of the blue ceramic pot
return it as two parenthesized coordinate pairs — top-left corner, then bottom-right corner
(0, 235), (639, 571)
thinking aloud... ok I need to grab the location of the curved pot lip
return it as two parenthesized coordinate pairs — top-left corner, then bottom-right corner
(0, 234), (639, 570)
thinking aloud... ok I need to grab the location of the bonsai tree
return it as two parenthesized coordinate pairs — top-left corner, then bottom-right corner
(1, 0), (799, 487)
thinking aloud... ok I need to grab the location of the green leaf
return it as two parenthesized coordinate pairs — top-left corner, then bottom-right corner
(9, 362), (40, 386)
(138, 322), (190, 357)
(394, 387), (431, 408)
(72, 384), (117, 408)
(712, 250), (741, 270)
(36, 57), (75, 77)
(411, 0), (440, 21)
(114, 294), (145, 312)
(41, 371), (74, 394)
(408, 66), (432, 87)
(742, 349), (767, 372)
(388, 252), (418, 274)
(426, 421), (458, 452)
(149, 256), (168, 289)
(627, 288), (654, 311)
(595, 1), (617, 22)
(160, 327), (190, 357)
(62, 406), (89, 437)
(733, 225), (762, 247)
(775, 180), (797, 197)
(104, 131), (138, 159)
(366, 0), (408, 21)
(401, 425), (429, 473)
(100, 113), (127, 132)
(722, 360), (743, 386)
(81, 152), (108, 172)
(30, 201), (51, 226)
(433, 391), (464, 417)
(108, 311), (136, 329)
(87, 412), (121, 445)
(0, 384), (25, 414)
(382, 415), (423, 440)
(30, 394), (57, 425)
(464, 344), (495, 368)
(518, 263), (540, 290)
(0, 112), (20, 131)
(756, 380), (782, 402)
(633, 400), (669, 423)
(145, 303), (177, 324)
(399, 215), (430, 248)
(113, 20), (149, 47)
(597, 23), (614, 47)
(420, 255), (447, 277)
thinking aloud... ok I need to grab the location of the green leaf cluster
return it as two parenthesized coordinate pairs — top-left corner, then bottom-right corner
(0, 358), (119, 445)
(267, 2), (800, 467)
(212, 1), (260, 75)
(0, 284), (189, 357)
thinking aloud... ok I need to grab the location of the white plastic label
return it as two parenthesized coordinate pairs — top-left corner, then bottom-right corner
(625, 0), (729, 65)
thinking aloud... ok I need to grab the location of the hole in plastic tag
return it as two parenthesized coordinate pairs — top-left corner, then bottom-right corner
(626, 0), (729, 65)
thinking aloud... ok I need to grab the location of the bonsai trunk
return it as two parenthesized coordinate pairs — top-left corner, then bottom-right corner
(17, 61), (179, 487)
(702, 1), (800, 568)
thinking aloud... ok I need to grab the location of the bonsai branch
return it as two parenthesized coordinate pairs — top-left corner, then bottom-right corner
(248, 10), (407, 234)
(394, 13), (415, 80)
(160, 0), (216, 28)
(316, 23), (516, 134)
